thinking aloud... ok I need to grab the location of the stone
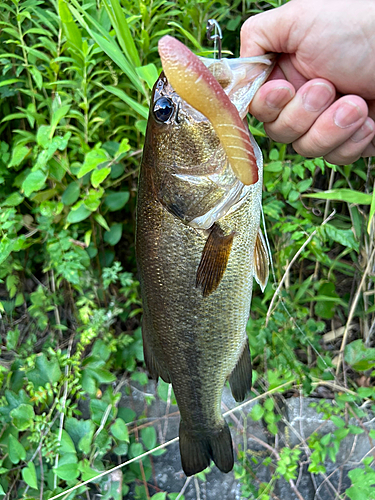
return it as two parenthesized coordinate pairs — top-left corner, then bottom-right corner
(104, 384), (375, 499)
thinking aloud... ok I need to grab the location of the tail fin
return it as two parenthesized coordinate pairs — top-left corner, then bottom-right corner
(179, 420), (234, 476)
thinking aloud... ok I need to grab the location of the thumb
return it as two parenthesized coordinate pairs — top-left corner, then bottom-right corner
(240, 3), (298, 57)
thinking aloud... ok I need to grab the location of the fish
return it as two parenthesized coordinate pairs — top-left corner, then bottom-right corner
(136, 35), (274, 476)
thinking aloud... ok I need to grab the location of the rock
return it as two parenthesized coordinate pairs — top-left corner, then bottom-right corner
(113, 386), (375, 499)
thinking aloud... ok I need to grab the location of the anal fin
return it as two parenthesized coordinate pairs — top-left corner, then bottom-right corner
(229, 339), (252, 402)
(196, 223), (234, 297)
(254, 228), (269, 292)
(142, 318), (171, 384)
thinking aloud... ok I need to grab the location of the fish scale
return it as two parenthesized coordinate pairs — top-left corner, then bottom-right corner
(136, 38), (273, 476)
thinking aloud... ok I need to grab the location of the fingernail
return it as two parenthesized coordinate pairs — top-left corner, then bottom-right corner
(351, 118), (375, 143)
(302, 83), (333, 112)
(334, 101), (363, 128)
(265, 87), (294, 109)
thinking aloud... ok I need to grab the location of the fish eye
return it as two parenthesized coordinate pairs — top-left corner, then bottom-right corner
(153, 97), (174, 123)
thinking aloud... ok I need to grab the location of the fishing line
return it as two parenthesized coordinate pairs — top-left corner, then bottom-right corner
(258, 200), (338, 378)
(48, 383), (292, 500)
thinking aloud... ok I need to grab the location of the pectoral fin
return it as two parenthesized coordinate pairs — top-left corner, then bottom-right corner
(196, 223), (234, 297)
(254, 228), (269, 292)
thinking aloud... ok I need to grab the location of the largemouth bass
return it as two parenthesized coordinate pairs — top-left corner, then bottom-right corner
(136, 36), (274, 476)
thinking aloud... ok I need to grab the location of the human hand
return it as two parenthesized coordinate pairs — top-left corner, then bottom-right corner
(240, 0), (375, 164)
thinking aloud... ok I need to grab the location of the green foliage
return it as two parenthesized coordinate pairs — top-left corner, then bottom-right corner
(347, 463), (375, 500)
(0, 0), (374, 498)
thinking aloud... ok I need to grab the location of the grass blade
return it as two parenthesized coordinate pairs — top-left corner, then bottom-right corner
(304, 189), (372, 205)
(368, 182), (375, 234)
(68, 1), (145, 96)
(102, 0), (141, 68)
(101, 84), (149, 119)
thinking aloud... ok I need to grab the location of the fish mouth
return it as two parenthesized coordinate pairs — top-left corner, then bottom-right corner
(199, 55), (275, 119)
(158, 35), (275, 186)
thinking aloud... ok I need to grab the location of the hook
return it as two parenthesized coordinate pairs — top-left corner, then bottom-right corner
(206, 19), (222, 60)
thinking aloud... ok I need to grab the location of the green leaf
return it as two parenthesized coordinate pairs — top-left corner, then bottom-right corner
(94, 214), (110, 231)
(345, 339), (375, 371)
(323, 224), (358, 251)
(67, 204), (91, 224)
(10, 404), (35, 431)
(348, 425), (364, 435)
(102, 0), (140, 67)
(62, 182), (80, 206)
(104, 191), (129, 211)
(22, 170), (47, 197)
(91, 368), (116, 384)
(65, 417), (95, 448)
(110, 418), (129, 442)
(330, 416), (345, 428)
(368, 185), (375, 234)
(314, 282), (339, 319)
(78, 149), (108, 178)
(264, 398), (274, 411)
(0, 79), (20, 87)
(157, 380), (172, 402)
(6, 327), (20, 350)
(84, 189), (103, 211)
(8, 434), (26, 464)
(78, 430), (94, 454)
(89, 399), (115, 425)
(136, 64), (159, 90)
(2, 192), (24, 207)
(334, 427), (350, 440)
(37, 125), (53, 148)
(167, 21), (203, 51)
(250, 404), (264, 421)
(9, 145), (29, 168)
(0, 237), (15, 266)
(91, 167), (110, 188)
(58, 0), (82, 52)
(141, 426), (157, 450)
(268, 422), (278, 435)
(78, 459), (99, 481)
(129, 442), (144, 458)
(265, 161), (283, 173)
(104, 224), (122, 246)
(151, 493), (167, 500)
(22, 462), (38, 490)
(113, 443), (129, 456)
(51, 105), (71, 132)
(102, 85), (148, 119)
(68, 3), (144, 94)
(269, 149), (279, 161)
(30, 67), (43, 89)
(58, 430), (77, 454)
(168, 494), (184, 500)
(54, 462), (79, 481)
(304, 189), (372, 205)
(118, 138), (131, 155)
(27, 353), (62, 388)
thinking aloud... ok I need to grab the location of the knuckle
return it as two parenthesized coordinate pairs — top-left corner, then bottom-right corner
(293, 129), (335, 157)
(324, 151), (360, 165)
(265, 120), (304, 144)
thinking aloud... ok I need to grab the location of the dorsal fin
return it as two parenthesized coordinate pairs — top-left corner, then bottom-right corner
(254, 228), (269, 292)
(196, 223), (234, 297)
